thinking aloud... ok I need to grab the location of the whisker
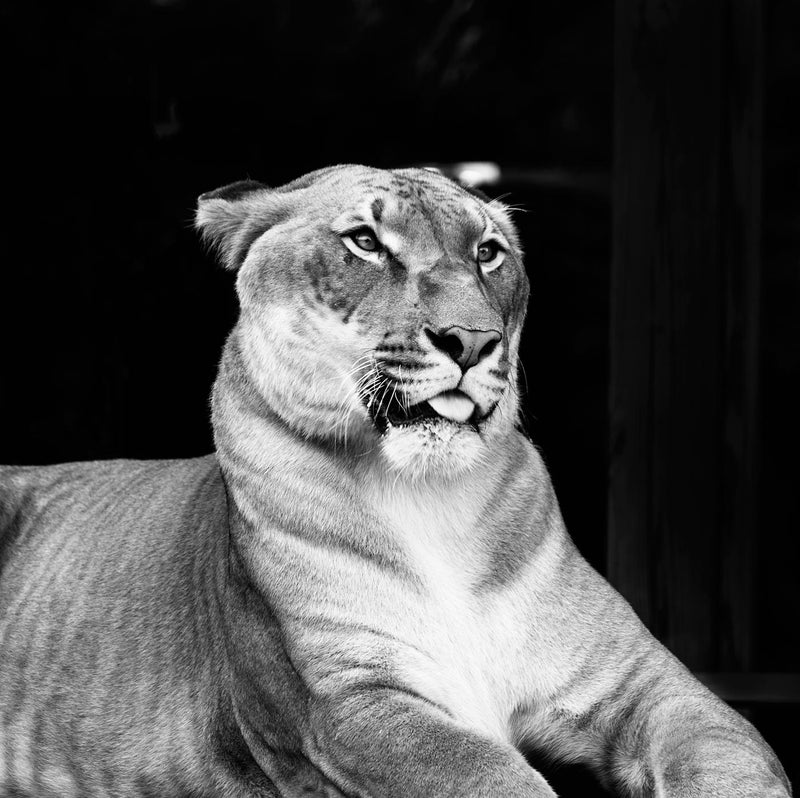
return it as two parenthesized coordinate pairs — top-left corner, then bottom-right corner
(518, 360), (530, 398)
(387, 375), (400, 418)
(397, 365), (408, 411)
(375, 377), (393, 420)
(329, 352), (378, 450)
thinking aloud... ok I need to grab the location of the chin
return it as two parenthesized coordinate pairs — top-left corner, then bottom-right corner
(379, 418), (487, 482)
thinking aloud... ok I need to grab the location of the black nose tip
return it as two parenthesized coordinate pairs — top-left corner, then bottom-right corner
(425, 326), (502, 371)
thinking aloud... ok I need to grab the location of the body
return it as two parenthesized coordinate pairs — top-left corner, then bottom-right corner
(0, 458), (252, 794)
(0, 165), (791, 796)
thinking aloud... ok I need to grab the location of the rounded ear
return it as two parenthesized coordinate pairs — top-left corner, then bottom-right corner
(448, 176), (523, 254)
(195, 180), (274, 270)
(196, 168), (353, 269)
(460, 184), (492, 204)
(197, 179), (267, 203)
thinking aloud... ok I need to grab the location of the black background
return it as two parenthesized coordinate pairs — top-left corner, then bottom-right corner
(1, 0), (798, 793)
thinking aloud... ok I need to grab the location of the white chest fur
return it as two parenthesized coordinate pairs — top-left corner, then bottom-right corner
(374, 483), (530, 743)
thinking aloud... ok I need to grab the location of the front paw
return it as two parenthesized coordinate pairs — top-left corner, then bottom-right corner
(661, 756), (791, 797)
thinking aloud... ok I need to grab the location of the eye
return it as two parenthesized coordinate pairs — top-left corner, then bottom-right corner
(476, 240), (505, 272)
(349, 228), (382, 253)
(340, 226), (389, 264)
(477, 242), (498, 262)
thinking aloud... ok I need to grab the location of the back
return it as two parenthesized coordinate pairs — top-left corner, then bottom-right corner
(0, 456), (232, 796)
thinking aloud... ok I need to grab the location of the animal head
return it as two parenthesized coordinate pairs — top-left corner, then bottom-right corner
(196, 165), (529, 480)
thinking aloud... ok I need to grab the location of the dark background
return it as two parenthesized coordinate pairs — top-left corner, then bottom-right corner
(0, 0), (798, 793)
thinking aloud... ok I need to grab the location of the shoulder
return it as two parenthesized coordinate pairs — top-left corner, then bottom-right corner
(470, 431), (565, 589)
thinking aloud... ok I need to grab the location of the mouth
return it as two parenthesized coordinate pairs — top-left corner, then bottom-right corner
(370, 389), (481, 432)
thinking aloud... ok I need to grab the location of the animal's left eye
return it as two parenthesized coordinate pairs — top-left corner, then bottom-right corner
(349, 229), (382, 253)
(477, 240), (505, 271)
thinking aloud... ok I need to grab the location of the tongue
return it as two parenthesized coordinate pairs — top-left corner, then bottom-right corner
(427, 391), (476, 423)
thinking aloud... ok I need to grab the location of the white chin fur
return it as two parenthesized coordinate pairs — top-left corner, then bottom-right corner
(380, 418), (485, 481)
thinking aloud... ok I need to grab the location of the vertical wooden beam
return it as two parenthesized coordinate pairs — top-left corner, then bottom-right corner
(718, 0), (762, 673)
(609, 0), (762, 671)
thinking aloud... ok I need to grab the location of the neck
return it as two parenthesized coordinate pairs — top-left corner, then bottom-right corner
(212, 331), (523, 518)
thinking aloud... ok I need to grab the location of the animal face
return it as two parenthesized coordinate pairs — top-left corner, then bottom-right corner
(196, 165), (529, 479)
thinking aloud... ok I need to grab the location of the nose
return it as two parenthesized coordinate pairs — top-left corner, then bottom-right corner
(425, 326), (502, 371)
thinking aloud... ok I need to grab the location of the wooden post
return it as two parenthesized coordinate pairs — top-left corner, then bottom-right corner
(609, 0), (762, 671)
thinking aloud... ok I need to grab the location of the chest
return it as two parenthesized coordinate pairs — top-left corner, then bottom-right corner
(374, 489), (532, 741)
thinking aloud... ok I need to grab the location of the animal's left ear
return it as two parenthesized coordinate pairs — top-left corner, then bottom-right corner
(454, 179), (523, 254)
(483, 198), (522, 254)
(195, 179), (276, 270)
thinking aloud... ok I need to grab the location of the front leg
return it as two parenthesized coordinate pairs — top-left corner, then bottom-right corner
(618, 659), (791, 797)
(523, 557), (792, 798)
(308, 688), (556, 798)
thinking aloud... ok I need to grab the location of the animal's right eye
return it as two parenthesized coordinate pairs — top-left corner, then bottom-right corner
(340, 227), (389, 265)
(349, 229), (382, 252)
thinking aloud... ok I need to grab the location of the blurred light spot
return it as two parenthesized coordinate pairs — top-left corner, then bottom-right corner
(454, 161), (501, 187)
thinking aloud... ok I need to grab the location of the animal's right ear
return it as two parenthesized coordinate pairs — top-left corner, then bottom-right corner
(195, 180), (277, 270)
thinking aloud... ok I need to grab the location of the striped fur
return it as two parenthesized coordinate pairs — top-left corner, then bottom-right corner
(0, 165), (791, 796)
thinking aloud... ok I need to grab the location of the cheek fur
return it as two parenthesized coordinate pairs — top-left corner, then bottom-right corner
(303, 247), (413, 330)
(303, 247), (387, 322)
